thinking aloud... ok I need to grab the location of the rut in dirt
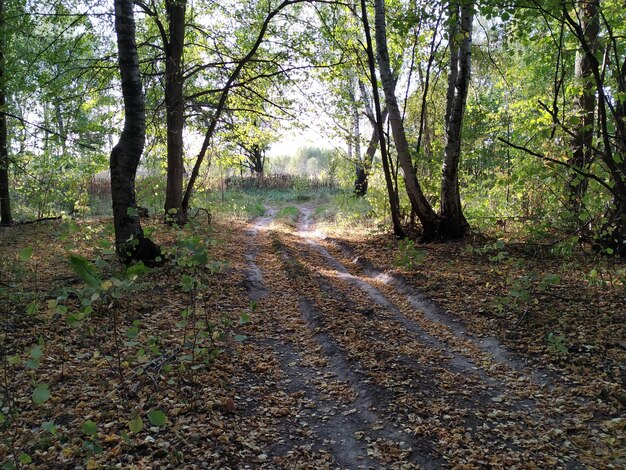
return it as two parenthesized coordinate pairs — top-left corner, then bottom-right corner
(242, 212), (439, 468)
(237, 206), (586, 469)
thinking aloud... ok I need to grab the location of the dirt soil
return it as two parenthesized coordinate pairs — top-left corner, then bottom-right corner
(1, 207), (624, 469)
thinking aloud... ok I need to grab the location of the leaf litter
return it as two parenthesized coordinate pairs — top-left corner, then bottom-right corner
(0, 207), (624, 468)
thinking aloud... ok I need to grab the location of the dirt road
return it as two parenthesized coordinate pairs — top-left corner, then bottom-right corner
(229, 207), (595, 469)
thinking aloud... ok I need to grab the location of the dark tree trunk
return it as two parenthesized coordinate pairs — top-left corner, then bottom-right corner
(360, 0), (404, 237)
(355, 108), (388, 197)
(440, 1), (472, 239)
(0, 0), (11, 226)
(373, 0), (439, 239)
(562, 4), (626, 254)
(355, 81), (387, 198)
(616, 57), (626, 156)
(111, 0), (161, 265)
(354, 165), (367, 197)
(164, 0), (187, 224)
(349, 79), (365, 196)
(251, 144), (265, 175)
(566, 0), (599, 213)
(0, 100), (9, 227)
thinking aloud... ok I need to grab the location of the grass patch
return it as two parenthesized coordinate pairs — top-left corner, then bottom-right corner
(276, 206), (300, 227)
(312, 193), (375, 234)
(196, 190), (265, 220)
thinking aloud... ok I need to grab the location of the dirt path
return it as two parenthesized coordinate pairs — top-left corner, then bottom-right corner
(234, 206), (600, 469)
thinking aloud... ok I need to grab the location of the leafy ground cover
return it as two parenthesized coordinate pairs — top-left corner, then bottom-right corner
(1, 198), (625, 468)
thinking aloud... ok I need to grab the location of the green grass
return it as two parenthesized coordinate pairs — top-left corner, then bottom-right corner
(195, 190), (265, 220)
(276, 206), (299, 225)
(313, 193), (372, 224)
(193, 187), (343, 221)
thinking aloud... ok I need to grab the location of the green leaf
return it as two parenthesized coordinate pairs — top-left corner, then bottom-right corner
(68, 254), (102, 289)
(8, 355), (21, 365)
(126, 206), (139, 217)
(19, 247), (33, 262)
(26, 301), (39, 316)
(126, 326), (139, 339)
(181, 275), (195, 292)
(42, 421), (58, 434)
(30, 345), (44, 360)
(234, 335), (248, 342)
(81, 420), (98, 436)
(125, 264), (151, 280)
(18, 453), (32, 464)
(128, 415), (143, 433)
(239, 312), (250, 324)
(66, 313), (83, 327)
(192, 252), (208, 266)
(147, 409), (167, 427)
(32, 384), (51, 405)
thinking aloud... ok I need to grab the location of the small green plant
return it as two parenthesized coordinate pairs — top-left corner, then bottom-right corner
(467, 239), (509, 262)
(546, 332), (568, 354)
(394, 238), (426, 270)
(586, 266), (626, 288)
(494, 272), (561, 321)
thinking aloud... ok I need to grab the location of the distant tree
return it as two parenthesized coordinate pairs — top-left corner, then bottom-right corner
(181, 0), (309, 217)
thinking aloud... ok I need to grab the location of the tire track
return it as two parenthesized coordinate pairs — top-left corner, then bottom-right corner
(238, 208), (584, 468)
(289, 207), (585, 468)
(242, 211), (440, 468)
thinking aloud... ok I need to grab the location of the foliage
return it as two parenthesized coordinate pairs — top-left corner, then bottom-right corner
(393, 238), (426, 270)
(546, 332), (568, 355)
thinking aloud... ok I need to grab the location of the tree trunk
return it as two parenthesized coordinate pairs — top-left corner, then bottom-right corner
(360, 0), (404, 237)
(111, 0), (161, 265)
(356, 81), (387, 198)
(354, 164), (367, 196)
(616, 56), (626, 155)
(440, 1), (472, 239)
(356, 107), (388, 198)
(252, 145), (264, 175)
(164, 0), (187, 224)
(562, 4), (626, 254)
(566, 0), (599, 213)
(0, 0), (11, 226)
(373, 0), (439, 239)
(349, 79), (365, 196)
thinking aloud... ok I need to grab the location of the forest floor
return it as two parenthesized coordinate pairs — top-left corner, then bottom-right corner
(1, 201), (625, 469)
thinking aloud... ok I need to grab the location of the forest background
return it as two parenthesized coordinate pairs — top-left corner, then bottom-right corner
(0, 0), (623, 255)
(1, 0), (626, 467)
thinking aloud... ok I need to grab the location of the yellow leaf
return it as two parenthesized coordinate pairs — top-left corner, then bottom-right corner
(86, 459), (100, 469)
